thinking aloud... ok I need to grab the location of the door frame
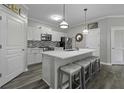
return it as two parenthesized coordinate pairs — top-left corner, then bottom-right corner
(111, 26), (124, 64)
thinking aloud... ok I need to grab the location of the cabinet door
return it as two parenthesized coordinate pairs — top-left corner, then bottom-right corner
(0, 12), (26, 87)
(27, 27), (35, 40)
(51, 31), (61, 41)
(34, 29), (41, 41)
(52, 31), (66, 41)
(35, 53), (42, 63)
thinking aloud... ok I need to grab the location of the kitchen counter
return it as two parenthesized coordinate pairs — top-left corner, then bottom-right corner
(42, 49), (95, 88)
(42, 49), (95, 59)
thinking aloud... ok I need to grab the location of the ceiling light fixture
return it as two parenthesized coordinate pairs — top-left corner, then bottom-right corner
(59, 4), (69, 29)
(83, 8), (88, 34)
(50, 15), (62, 21)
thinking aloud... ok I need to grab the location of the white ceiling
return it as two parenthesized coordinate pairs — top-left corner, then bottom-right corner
(27, 4), (124, 28)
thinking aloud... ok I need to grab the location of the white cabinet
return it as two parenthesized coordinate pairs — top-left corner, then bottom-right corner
(42, 26), (51, 34)
(52, 31), (66, 41)
(34, 29), (42, 41)
(0, 8), (27, 87)
(27, 27), (41, 40)
(27, 26), (52, 41)
(27, 26), (67, 41)
(27, 27), (35, 40)
(27, 48), (43, 65)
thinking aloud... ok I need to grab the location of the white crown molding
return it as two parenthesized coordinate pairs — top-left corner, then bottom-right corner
(67, 15), (124, 30)
(28, 15), (124, 31)
(22, 4), (29, 10)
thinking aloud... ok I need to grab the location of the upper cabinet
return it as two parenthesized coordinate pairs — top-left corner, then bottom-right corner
(27, 26), (51, 41)
(34, 29), (42, 41)
(52, 31), (66, 41)
(27, 26), (66, 41)
(27, 26), (43, 40)
(27, 27), (35, 40)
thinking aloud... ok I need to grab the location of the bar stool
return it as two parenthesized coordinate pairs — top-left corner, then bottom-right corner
(74, 59), (91, 89)
(86, 56), (100, 76)
(58, 63), (82, 89)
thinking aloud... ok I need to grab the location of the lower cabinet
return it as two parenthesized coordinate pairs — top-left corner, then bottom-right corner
(27, 48), (43, 65)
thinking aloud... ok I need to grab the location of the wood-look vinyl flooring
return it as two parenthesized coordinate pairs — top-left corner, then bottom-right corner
(1, 63), (124, 89)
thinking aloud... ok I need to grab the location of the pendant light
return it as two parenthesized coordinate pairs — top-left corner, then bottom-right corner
(83, 8), (88, 34)
(59, 4), (69, 29)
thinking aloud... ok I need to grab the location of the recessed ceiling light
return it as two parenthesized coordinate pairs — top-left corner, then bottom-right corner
(50, 15), (62, 21)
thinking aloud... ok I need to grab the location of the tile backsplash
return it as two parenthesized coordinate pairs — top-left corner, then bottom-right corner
(27, 40), (60, 48)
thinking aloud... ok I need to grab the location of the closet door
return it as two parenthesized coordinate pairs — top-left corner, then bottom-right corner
(0, 11), (26, 87)
(0, 14), (4, 87)
(111, 27), (124, 64)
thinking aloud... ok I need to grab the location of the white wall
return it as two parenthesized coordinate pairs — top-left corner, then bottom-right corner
(67, 26), (86, 48)
(99, 17), (124, 64)
(66, 17), (124, 64)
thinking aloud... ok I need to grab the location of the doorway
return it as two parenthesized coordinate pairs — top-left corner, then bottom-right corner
(111, 26), (124, 65)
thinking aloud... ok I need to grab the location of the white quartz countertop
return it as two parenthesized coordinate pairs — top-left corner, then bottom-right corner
(42, 49), (95, 59)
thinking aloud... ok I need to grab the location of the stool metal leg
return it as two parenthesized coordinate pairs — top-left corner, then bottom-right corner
(58, 68), (61, 88)
(60, 71), (63, 89)
(89, 63), (92, 78)
(98, 59), (100, 71)
(79, 71), (82, 89)
(69, 74), (72, 89)
(82, 68), (86, 89)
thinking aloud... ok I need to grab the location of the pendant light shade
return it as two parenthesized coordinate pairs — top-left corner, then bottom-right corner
(59, 4), (69, 29)
(83, 8), (88, 34)
(59, 20), (69, 29)
(83, 29), (88, 34)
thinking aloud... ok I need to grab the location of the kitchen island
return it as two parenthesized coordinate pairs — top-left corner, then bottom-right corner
(42, 49), (95, 89)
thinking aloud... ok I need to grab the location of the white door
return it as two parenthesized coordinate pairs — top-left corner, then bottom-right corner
(111, 27), (124, 64)
(0, 11), (26, 87)
(85, 28), (100, 57)
(0, 14), (4, 86)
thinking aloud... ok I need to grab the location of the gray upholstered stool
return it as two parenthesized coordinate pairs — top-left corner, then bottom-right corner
(86, 56), (100, 76)
(74, 59), (91, 88)
(58, 63), (82, 89)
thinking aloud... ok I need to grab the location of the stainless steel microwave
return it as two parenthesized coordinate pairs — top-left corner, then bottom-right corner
(41, 34), (52, 41)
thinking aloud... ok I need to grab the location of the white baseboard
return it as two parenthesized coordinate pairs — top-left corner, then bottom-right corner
(100, 62), (112, 65)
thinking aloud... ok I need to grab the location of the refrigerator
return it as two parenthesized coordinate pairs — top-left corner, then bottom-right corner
(60, 37), (72, 49)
